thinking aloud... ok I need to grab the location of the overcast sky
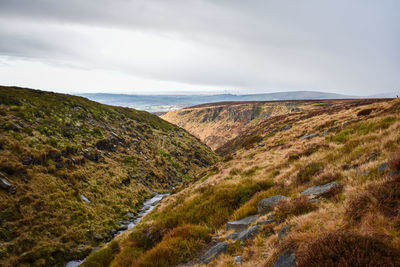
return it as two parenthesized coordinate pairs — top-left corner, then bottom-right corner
(0, 0), (399, 95)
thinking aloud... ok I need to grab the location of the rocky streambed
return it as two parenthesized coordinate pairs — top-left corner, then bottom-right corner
(65, 193), (169, 267)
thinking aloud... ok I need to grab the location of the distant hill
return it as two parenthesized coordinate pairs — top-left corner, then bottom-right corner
(78, 91), (359, 112)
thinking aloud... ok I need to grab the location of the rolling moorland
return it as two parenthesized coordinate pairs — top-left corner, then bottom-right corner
(0, 86), (217, 266)
(162, 100), (355, 150)
(84, 96), (400, 266)
(79, 91), (359, 113)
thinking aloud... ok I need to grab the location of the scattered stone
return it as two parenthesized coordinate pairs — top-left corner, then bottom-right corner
(80, 194), (91, 204)
(22, 155), (34, 165)
(322, 127), (338, 137)
(226, 232), (240, 240)
(234, 225), (259, 241)
(226, 215), (259, 231)
(391, 170), (400, 177)
(281, 125), (292, 131)
(273, 251), (296, 267)
(234, 256), (242, 264)
(200, 242), (228, 264)
(258, 143), (266, 147)
(301, 182), (344, 198)
(271, 128), (279, 133)
(257, 218), (276, 225)
(0, 174), (17, 194)
(300, 133), (319, 140)
(258, 195), (288, 214)
(308, 198), (320, 204)
(126, 212), (135, 219)
(290, 107), (303, 113)
(342, 118), (361, 128)
(378, 163), (388, 172)
(278, 225), (291, 242)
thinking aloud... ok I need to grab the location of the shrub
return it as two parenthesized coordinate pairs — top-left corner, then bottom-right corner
(346, 176), (400, 222)
(297, 162), (323, 184)
(296, 231), (400, 267)
(327, 129), (353, 144)
(242, 135), (262, 150)
(388, 150), (400, 171)
(134, 225), (210, 267)
(83, 241), (120, 267)
(274, 196), (314, 222)
(231, 185), (289, 220)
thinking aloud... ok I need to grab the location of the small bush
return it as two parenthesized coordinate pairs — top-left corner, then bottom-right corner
(134, 225), (210, 267)
(346, 176), (400, 222)
(297, 162), (323, 184)
(83, 241), (120, 267)
(327, 129), (353, 144)
(232, 185), (289, 220)
(388, 150), (400, 171)
(242, 135), (262, 150)
(274, 196), (314, 222)
(297, 231), (400, 267)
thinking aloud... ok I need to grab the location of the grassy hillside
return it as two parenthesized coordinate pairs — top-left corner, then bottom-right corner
(95, 98), (400, 266)
(0, 86), (217, 266)
(161, 100), (363, 150)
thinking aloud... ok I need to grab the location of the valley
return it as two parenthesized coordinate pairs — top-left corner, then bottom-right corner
(1, 86), (399, 267)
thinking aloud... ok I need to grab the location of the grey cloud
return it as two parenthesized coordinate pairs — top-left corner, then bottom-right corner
(0, 0), (399, 95)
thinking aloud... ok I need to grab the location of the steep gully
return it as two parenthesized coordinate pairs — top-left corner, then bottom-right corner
(65, 193), (169, 267)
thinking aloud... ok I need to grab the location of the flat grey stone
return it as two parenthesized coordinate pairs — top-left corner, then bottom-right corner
(0, 175), (16, 194)
(257, 219), (276, 225)
(278, 225), (291, 242)
(234, 255), (242, 264)
(200, 242), (228, 264)
(281, 125), (292, 131)
(300, 133), (319, 140)
(301, 182), (344, 198)
(233, 225), (259, 241)
(378, 162), (388, 172)
(226, 215), (259, 231)
(226, 232), (240, 240)
(274, 251), (296, 267)
(258, 195), (288, 214)
(322, 127), (338, 136)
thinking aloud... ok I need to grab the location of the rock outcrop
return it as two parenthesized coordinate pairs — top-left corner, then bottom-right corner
(301, 182), (344, 198)
(258, 195), (288, 214)
(226, 215), (258, 231)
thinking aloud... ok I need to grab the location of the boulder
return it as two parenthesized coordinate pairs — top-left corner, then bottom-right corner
(301, 182), (344, 198)
(233, 225), (259, 241)
(226, 232), (240, 240)
(322, 127), (338, 137)
(378, 163), (388, 172)
(274, 251), (296, 267)
(300, 133), (319, 140)
(200, 242), (228, 264)
(281, 125), (292, 131)
(226, 215), (258, 231)
(0, 173), (16, 194)
(278, 225), (291, 242)
(257, 218), (276, 225)
(258, 195), (288, 214)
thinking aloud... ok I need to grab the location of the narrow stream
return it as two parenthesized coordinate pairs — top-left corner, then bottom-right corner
(65, 193), (169, 267)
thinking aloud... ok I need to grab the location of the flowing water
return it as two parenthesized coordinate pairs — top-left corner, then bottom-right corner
(65, 193), (168, 267)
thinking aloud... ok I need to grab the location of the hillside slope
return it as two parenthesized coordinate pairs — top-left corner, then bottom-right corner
(162, 100), (358, 150)
(93, 97), (400, 267)
(0, 86), (217, 266)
